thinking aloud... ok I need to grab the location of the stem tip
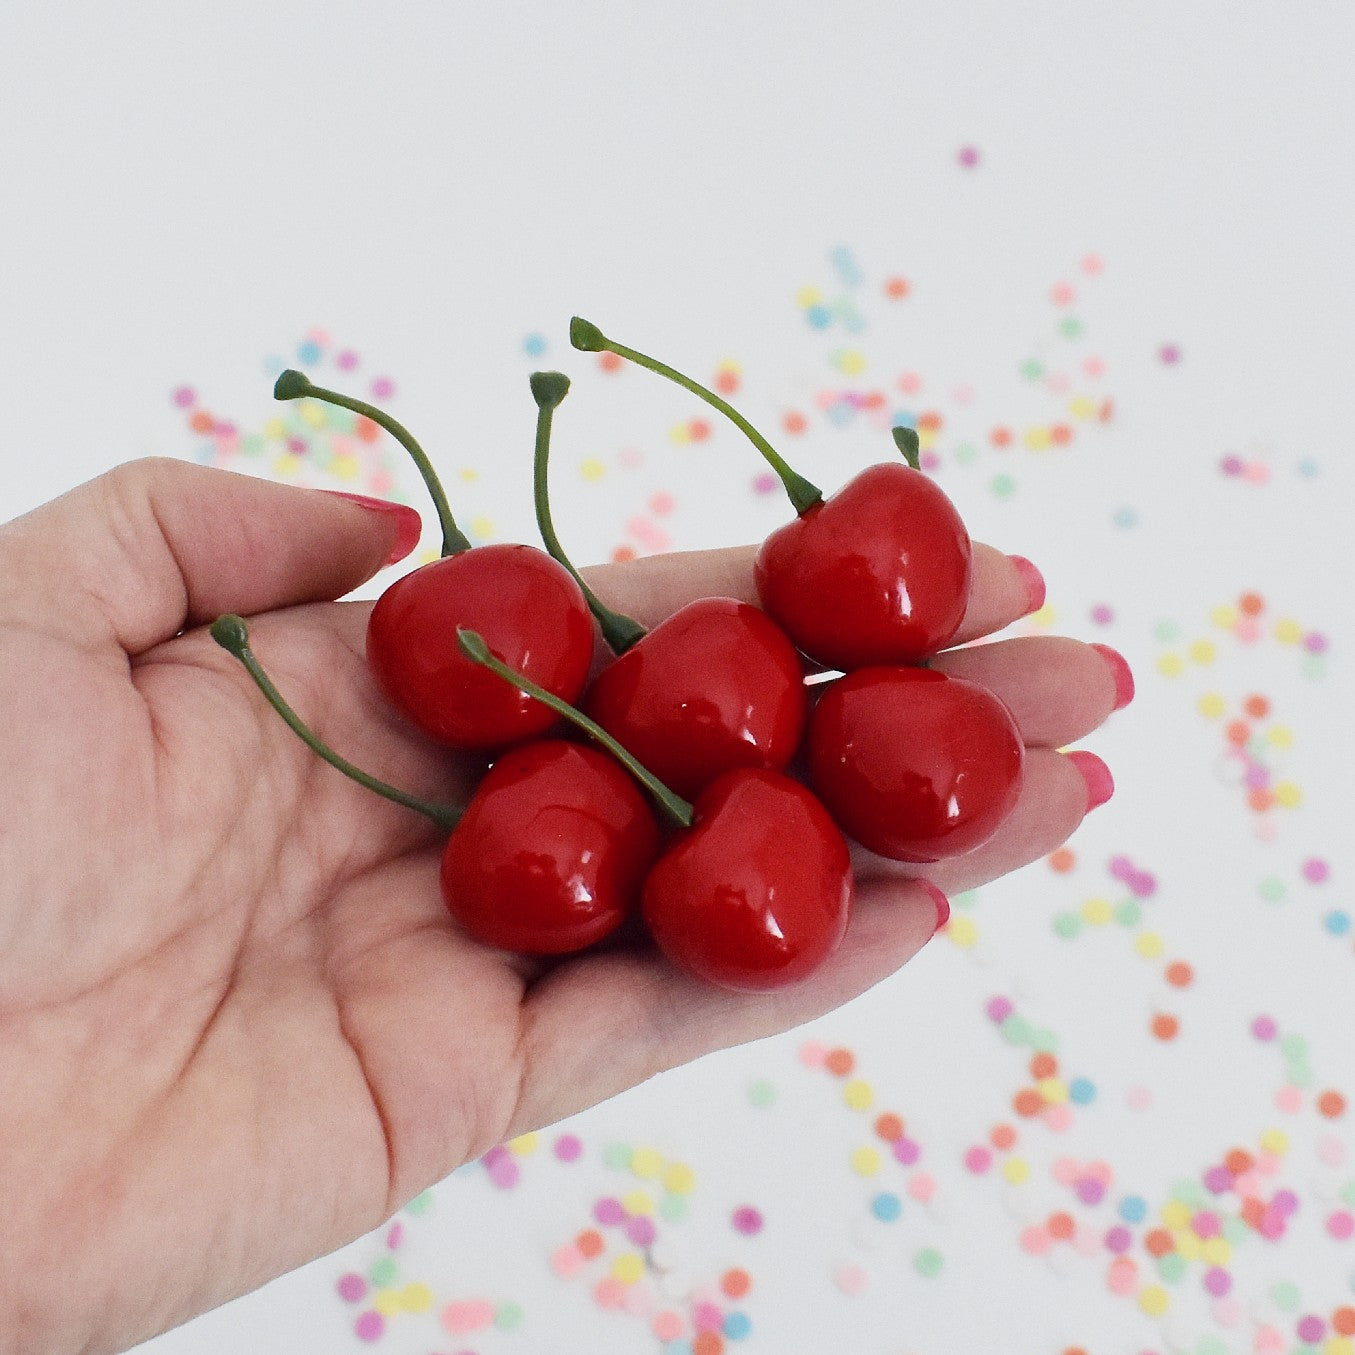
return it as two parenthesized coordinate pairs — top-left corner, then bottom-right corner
(274, 369), (314, 401)
(569, 317), (608, 352)
(456, 627), (492, 665)
(210, 613), (251, 655)
(530, 371), (571, 409)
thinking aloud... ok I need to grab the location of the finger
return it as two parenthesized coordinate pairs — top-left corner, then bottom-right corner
(928, 635), (1133, 748)
(0, 458), (423, 656)
(507, 877), (947, 1135)
(580, 542), (1043, 644)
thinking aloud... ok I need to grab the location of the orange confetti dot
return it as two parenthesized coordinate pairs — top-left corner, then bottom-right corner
(1238, 591), (1265, 616)
(1013, 1088), (1043, 1118)
(721, 1267), (752, 1299)
(1151, 1013), (1180, 1041)
(1164, 960), (1194, 988)
(1247, 787), (1275, 813)
(714, 369), (740, 396)
(1318, 1090), (1347, 1118)
(916, 411), (943, 432)
(693, 1332), (725, 1355)
(1333, 1306), (1355, 1335)
(1029, 1052), (1059, 1080)
(1224, 1148), (1255, 1176)
(862, 391), (887, 410)
(1063, 1348), (1089, 1355)
(189, 410), (214, 433)
(991, 426), (1013, 448)
(1225, 719), (1252, 746)
(1097, 398), (1114, 422)
(1047, 1212), (1075, 1240)
(1144, 1228), (1175, 1257)
(824, 1047), (855, 1077)
(577, 1228), (605, 1259)
(689, 419), (712, 441)
(611, 545), (638, 563)
(1048, 847), (1077, 873)
(1243, 693), (1271, 719)
(355, 415), (381, 443)
(990, 1123), (1018, 1152)
(1050, 423), (1074, 445)
(783, 411), (808, 435)
(874, 1112), (904, 1142)
(1241, 1196), (1266, 1229)
(884, 276), (910, 299)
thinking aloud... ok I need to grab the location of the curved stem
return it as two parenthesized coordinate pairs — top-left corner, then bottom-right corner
(529, 372), (647, 654)
(456, 628), (693, 829)
(273, 369), (471, 557)
(569, 318), (823, 516)
(211, 615), (462, 832)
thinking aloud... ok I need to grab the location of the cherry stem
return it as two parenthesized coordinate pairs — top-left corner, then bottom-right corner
(210, 614), (462, 832)
(273, 369), (471, 557)
(529, 371), (647, 655)
(892, 425), (921, 470)
(456, 627), (694, 829)
(569, 317), (823, 517)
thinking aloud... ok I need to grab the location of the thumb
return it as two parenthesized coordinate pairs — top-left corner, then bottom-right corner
(0, 458), (424, 655)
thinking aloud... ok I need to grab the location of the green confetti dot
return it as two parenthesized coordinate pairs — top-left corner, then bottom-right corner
(1302, 655), (1326, 680)
(495, 1301), (524, 1332)
(954, 442), (978, 465)
(659, 1192), (689, 1223)
(1221, 1215), (1248, 1245)
(914, 1247), (944, 1278)
(1157, 1252), (1188, 1284)
(1171, 1180), (1208, 1208)
(1280, 1033), (1309, 1059)
(954, 889), (981, 910)
(1259, 876), (1287, 903)
(1341, 1181), (1355, 1209)
(1058, 316), (1083, 340)
(602, 1142), (633, 1170)
(1053, 912), (1081, 939)
(1000, 1014), (1032, 1046)
(241, 434), (265, 458)
(1152, 619), (1180, 644)
(1271, 1279), (1301, 1310)
(991, 472), (1016, 498)
(1019, 359), (1045, 381)
(368, 1256), (398, 1288)
(748, 1079), (777, 1109)
(1195, 1338), (1228, 1355)
(1286, 1060), (1314, 1088)
(404, 1190), (434, 1216)
(1030, 1028), (1060, 1055)
(1115, 900), (1142, 926)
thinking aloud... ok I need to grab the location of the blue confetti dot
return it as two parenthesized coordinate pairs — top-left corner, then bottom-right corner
(829, 245), (863, 287)
(296, 340), (323, 366)
(892, 409), (917, 429)
(871, 1191), (903, 1222)
(805, 304), (833, 329)
(723, 1310), (752, 1340)
(1119, 1195), (1148, 1224)
(1325, 910), (1351, 936)
(523, 332), (548, 357)
(1069, 1077), (1097, 1105)
(1112, 505), (1139, 529)
(825, 400), (855, 428)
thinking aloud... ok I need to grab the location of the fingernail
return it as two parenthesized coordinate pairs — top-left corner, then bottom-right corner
(324, 491), (424, 565)
(919, 880), (950, 933)
(1008, 555), (1046, 615)
(1090, 643), (1135, 710)
(1066, 750), (1115, 810)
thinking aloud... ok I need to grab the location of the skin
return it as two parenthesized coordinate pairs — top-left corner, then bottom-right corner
(0, 459), (1123, 1354)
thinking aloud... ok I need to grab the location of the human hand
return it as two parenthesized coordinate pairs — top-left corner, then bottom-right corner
(0, 459), (1124, 1354)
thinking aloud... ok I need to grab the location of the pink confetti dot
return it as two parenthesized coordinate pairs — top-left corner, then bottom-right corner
(1127, 871), (1157, 898)
(554, 1133), (583, 1162)
(957, 145), (980, 168)
(1076, 1178), (1106, 1206)
(964, 1147), (992, 1174)
(1243, 461), (1271, 485)
(1090, 604), (1115, 625)
(1050, 282), (1077, 306)
(897, 372), (922, 394)
(386, 1222), (403, 1249)
(336, 349), (359, 370)
(1125, 1085), (1153, 1111)
(442, 1300), (494, 1334)
(652, 1311), (686, 1342)
(986, 996), (1014, 1023)
(1083, 355), (1106, 377)
(1193, 1211), (1221, 1239)
(1328, 1210), (1355, 1240)
(1212, 1296), (1242, 1326)
(1080, 254), (1104, 276)
(907, 1172), (936, 1204)
(649, 491), (676, 516)
(337, 1273), (367, 1303)
(593, 1276), (627, 1309)
(625, 1216), (657, 1247)
(1052, 1157), (1079, 1186)
(799, 1039), (827, 1066)
(1319, 1136), (1346, 1167)
(1303, 858), (1330, 884)
(1043, 1104), (1074, 1133)
(354, 1311), (385, 1342)
(732, 1205), (764, 1235)
(1106, 1256), (1137, 1294)
(1275, 1086), (1303, 1113)
(617, 446), (644, 469)
(370, 376), (395, 400)
(1236, 617), (1262, 643)
(551, 1243), (584, 1277)
(487, 1156), (520, 1188)
(1158, 343), (1182, 365)
(835, 1264), (869, 1295)
(752, 472), (778, 495)
(1252, 1015), (1278, 1041)
(1202, 1265), (1231, 1296)
(594, 1197), (626, 1226)
(693, 1300), (724, 1331)
(172, 385), (197, 407)
(1254, 1327), (1285, 1354)
(919, 451), (941, 472)
(1020, 1225), (1052, 1255)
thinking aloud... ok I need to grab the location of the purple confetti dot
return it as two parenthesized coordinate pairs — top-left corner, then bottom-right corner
(732, 1205), (764, 1235)
(370, 377), (395, 400)
(957, 145), (980, 168)
(1252, 1015), (1278, 1041)
(986, 996), (1014, 1022)
(1159, 344), (1182, 365)
(1203, 1266), (1232, 1297)
(554, 1133), (583, 1162)
(894, 1137), (921, 1166)
(482, 1145), (510, 1167)
(1273, 1188), (1300, 1216)
(386, 1222), (403, 1249)
(1203, 1166), (1233, 1194)
(337, 1273), (367, 1303)
(1127, 871), (1157, 898)
(920, 451), (941, 472)
(1304, 632), (1329, 654)
(1076, 1179), (1106, 1206)
(1220, 454), (1244, 476)
(172, 385), (197, 408)
(354, 1310), (385, 1342)
(216, 420), (238, 439)
(1259, 1211), (1286, 1240)
(752, 472), (778, 495)
(1244, 765), (1272, 790)
(1303, 858), (1330, 884)
(1108, 855), (1134, 881)
(1297, 1315), (1325, 1343)
(286, 436), (308, 454)
(1090, 604), (1114, 625)
(336, 350), (359, 370)
(487, 1157), (520, 1189)
(693, 1301), (724, 1332)
(625, 1215), (657, 1247)
(1104, 1225), (1132, 1253)
(594, 1197), (626, 1226)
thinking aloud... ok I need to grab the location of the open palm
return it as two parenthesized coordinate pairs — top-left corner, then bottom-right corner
(0, 459), (1122, 1355)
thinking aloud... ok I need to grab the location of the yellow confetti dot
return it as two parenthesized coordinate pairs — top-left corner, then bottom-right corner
(662, 1162), (695, 1195)
(1028, 603), (1057, 629)
(1024, 426), (1052, 451)
(1274, 617), (1303, 644)
(1210, 604), (1237, 630)
(416, 546), (440, 566)
(835, 350), (867, 376)
(469, 515), (494, 541)
(612, 1252), (646, 1285)
(272, 452), (303, 479)
(1135, 932), (1165, 960)
(851, 1146), (883, 1176)
(1156, 653), (1185, 678)
(300, 400), (328, 428)
(621, 1189), (654, 1216)
(1201, 1237), (1231, 1266)
(1266, 725), (1293, 749)
(1274, 781), (1301, 808)
(1138, 1284), (1170, 1316)
(843, 1078), (874, 1112)
(917, 429), (938, 451)
(508, 1132), (539, 1156)
(330, 453), (361, 482)
(1080, 896), (1113, 926)
(1001, 1157), (1030, 1185)
(670, 423), (692, 445)
(457, 467), (480, 483)
(264, 416), (287, 440)
(630, 1146), (663, 1179)
(946, 915), (979, 948)
(400, 1282), (434, 1314)
(1187, 639), (1216, 665)
(1324, 1337), (1355, 1355)
(1036, 1078), (1068, 1105)
(1174, 1231), (1202, 1261)
(1260, 1128), (1289, 1155)
(1160, 1201), (1191, 1230)
(1068, 396), (1096, 419)
(373, 1288), (403, 1318)
(796, 285), (823, 307)
(1197, 692), (1227, 719)
(580, 457), (606, 481)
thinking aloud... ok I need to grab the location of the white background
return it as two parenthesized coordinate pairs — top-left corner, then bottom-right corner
(2, 4), (1352, 1353)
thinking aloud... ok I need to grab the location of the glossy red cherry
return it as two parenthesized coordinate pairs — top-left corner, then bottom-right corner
(367, 545), (594, 750)
(642, 769), (853, 991)
(806, 666), (1024, 863)
(754, 462), (972, 670)
(582, 598), (808, 800)
(440, 740), (660, 955)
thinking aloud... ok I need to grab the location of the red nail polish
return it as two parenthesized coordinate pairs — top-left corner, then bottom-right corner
(324, 491), (424, 565)
(1008, 555), (1046, 615)
(1067, 750), (1114, 810)
(919, 879), (950, 933)
(1090, 643), (1135, 710)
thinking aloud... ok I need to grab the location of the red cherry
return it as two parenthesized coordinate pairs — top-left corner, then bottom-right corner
(583, 598), (808, 800)
(642, 769), (853, 991)
(366, 544), (595, 750)
(807, 666), (1024, 863)
(754, 463), (972, 670)
(440, 740), (660, 954)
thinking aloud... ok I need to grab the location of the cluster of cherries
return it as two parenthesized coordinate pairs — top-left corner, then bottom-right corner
(212, 318), (1025, 992)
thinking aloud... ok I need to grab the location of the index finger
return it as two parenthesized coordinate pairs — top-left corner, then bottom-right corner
(580, 542), (1044, 647)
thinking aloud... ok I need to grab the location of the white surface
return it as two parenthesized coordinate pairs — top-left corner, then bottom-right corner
(2, 4), (1352, 1353)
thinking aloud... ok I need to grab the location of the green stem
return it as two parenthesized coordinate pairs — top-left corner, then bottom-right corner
(211, 615), (462, 832)
(569, 317), (823, 516)
(273, 369), (471, 557)
(529, 372), (647, 654)
(456, 627), (693, 829)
